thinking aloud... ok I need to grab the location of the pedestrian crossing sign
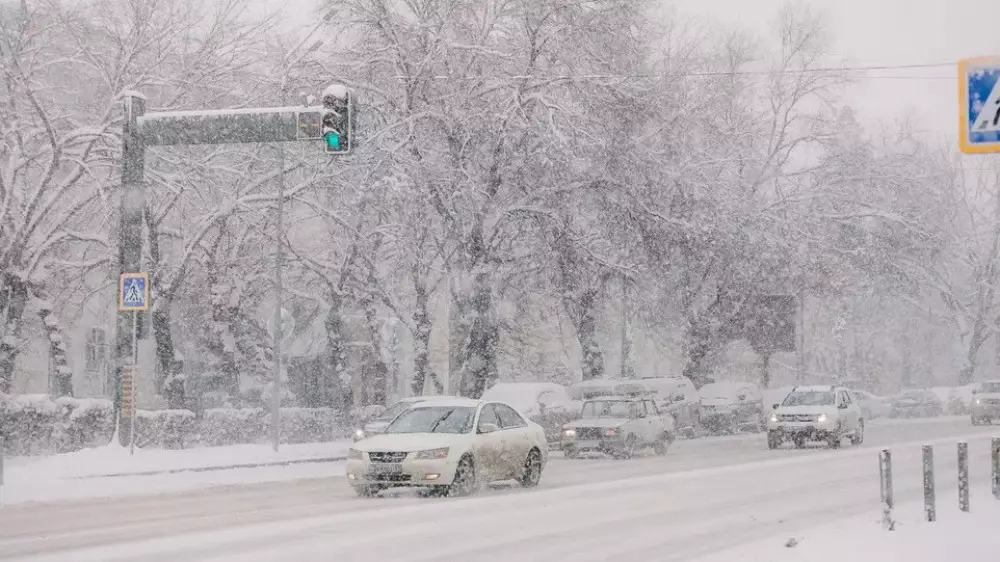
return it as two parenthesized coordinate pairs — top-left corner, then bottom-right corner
(119, 273), (150, 312)
(959, 56), (1000, 154)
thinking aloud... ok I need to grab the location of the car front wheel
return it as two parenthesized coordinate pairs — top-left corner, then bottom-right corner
(353, 484), (385, 498)
(518, 449), (543, 487)
(767, 431), (781, 450)
(850, 420), (864, 445)
(448, 456), (478, 497)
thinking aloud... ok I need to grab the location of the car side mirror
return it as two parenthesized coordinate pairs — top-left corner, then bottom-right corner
(737, 395), (747, 402)
(771, 403), (780, 410)
(671, 394), (685, 402)
(478, 422), (499, 434)
(838, 402), (848, 410)
(972, 389), (978, 395)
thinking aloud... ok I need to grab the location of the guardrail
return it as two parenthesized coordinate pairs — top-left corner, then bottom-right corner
(879, 437), (1000, 530)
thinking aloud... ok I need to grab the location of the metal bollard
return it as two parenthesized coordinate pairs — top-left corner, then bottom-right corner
(879, 449), (894, 530)
(0, 435), (5, 507)
(922, 445), (936, 521)
(992, 438), (1000, 500)
(958, 441), (969, 512)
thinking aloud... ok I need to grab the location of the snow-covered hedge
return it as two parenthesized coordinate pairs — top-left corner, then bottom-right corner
(0, 393), (349, 456)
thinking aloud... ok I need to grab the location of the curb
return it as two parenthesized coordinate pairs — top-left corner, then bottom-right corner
(74, 456), (348, 479)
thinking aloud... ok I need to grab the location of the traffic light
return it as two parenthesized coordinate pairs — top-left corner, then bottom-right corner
(321, 84), (352, 154)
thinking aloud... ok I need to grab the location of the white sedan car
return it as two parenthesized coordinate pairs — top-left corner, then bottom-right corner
(346, 397), (549, 497)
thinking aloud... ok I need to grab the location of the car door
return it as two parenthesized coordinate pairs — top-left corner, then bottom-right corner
(473, 404), (504, 481)
(644, 400), (665, 441)
(494, 403), (531, 477)
(837, 390), (858, 431)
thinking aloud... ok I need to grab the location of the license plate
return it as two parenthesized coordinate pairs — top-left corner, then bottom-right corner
(368, 463), (402, 474)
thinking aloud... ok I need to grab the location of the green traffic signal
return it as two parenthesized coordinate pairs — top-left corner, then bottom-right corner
(324, 131), (341, 151)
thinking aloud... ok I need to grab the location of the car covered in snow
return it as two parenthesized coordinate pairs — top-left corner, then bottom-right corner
(560, 396), (675, 459)
(697, 382), (764, 434)
(766, 385), (865, 449)
(889, 389), (943, 418)
(480, 382), (580, 444)
(352, 395), (458, 442)
(347, 398), (549, 497)
(851, 389), (890, 420)
(971, 380), (1000, 425)
(638, 376), (699, 437)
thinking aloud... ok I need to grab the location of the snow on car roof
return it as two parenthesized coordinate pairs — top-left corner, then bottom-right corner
(408, 397), (482, 409)
(399, 395), (460, 403)
(791, 385), (836, 392)
(571, 378), (623, 388)
(583, 395), (645, 402)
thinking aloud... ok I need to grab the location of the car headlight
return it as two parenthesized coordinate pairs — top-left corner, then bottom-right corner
(817, 414), (828, 423)
(347, 448), (363, 460)
(769, 412), (778, 423)
(415, 447), (449, 460)
(562, 428), (576, 438)
(605, 428), (618, 437)
(353, 428), (366, 441)
(975, 398), (982, 405)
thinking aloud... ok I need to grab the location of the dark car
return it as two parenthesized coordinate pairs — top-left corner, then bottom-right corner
(890, 389), (944, 418)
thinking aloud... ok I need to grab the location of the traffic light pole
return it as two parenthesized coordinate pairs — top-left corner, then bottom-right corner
(115, 88), (353, 450)
(116, 93), (147, 447)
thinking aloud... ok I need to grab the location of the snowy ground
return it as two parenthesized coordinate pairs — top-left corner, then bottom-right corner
(1, 440), (351, 505)
(1, 417), (997, 561)
(696, 488), (1000, 562)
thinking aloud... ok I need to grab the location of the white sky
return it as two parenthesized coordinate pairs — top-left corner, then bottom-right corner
(663, 0), (1000, 145)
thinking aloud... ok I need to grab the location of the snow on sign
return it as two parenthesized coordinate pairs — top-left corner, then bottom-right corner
(118, 273), (150, 312)
(959, 56), (1000, 154)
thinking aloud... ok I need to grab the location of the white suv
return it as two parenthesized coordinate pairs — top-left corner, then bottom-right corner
(766, 385), (864, 449)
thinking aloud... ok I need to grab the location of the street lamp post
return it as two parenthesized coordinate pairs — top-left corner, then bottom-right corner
(270, 21), (329, 452)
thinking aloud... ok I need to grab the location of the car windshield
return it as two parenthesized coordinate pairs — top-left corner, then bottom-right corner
(981, 382), (1000, 393)
(385, 406), (474, 434)
(376, 400), (419, 422)
(580, 400), (641, 419)
(781, 391), (835, 407)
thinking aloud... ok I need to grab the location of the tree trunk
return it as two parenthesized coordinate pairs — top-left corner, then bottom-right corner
(448, 275), (472, 393)
(323, 291), (349, 412)
(0, 275), (29, 393)
(759, 352), (771, 389)
(571, 288), (605, 381)
(151, 305), (185, 409)
(412, 275), (443, 395)
(959, 315), (990, 385)
(146, 214), (185, 408)
(33, 288), (72, 396)
(204, 278), (241, 405)
(681, 321), (714, 389)
(359, 292), (389, 407)
(460, 272), (499, 398)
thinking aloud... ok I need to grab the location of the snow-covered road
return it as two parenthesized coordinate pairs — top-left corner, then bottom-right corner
(2, 417), (997, 561)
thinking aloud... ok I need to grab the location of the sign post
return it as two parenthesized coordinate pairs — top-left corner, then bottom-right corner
(958, 57), (1000, 154)
(119, 272), (149, 452)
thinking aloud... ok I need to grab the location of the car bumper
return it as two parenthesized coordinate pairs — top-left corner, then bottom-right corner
(345, 457), (459, 487)
(767, 422), (838, 440)
(561, 437), (626, 455)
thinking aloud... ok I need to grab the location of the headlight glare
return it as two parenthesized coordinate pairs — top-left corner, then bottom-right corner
(347, 448), (363, 460)
(562, 428), (576, 437)
(353, 428), (366, 441)
(415, 447), (449, 460)
(817, 414), (828, 423)
(605, 428), (618, 437)
(769, 412), (778, 423)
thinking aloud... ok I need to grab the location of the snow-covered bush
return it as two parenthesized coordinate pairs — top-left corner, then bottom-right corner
(196, 408), (269, 447)
(1, 392), (351, 454)
(135, 409), (197, 449)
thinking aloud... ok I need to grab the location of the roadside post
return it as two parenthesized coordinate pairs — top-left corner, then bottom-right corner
(992, 437), (1000, 500)
(0, 435), (5, 507)
(922, 445), (935, 522)
(958, 441), (969, 512)
(879, 449), (894, 530)
(119, 272), (149, 455)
